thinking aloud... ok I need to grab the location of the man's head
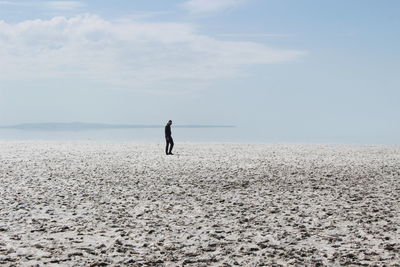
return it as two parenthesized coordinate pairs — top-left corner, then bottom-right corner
(167, 120), (172, 126)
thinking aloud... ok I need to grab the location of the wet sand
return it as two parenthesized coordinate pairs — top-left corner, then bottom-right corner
(0, 141), (399, 266)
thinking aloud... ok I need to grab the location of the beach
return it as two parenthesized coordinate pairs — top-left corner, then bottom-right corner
(0, 141), (399, 266)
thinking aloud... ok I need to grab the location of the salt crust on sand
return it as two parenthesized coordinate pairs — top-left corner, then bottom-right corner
(0, 142), (399, 266)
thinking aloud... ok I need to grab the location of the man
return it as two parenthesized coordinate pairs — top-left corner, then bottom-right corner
(165, 120), (174, 155)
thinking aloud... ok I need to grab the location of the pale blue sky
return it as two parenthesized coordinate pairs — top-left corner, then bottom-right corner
(0, 0), (399, 143)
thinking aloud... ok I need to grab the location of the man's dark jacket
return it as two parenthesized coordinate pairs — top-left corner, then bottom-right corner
(165, 125), (171, 138)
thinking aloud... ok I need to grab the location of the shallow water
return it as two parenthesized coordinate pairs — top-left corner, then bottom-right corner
(0, 128), (242, 143)
(1, 128), (398, 145)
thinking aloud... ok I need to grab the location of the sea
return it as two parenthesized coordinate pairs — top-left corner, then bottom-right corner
(0, 126), (398, 145)
(0, 127), (247, 143)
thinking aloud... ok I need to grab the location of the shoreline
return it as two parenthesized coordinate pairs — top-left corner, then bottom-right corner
(0, 139), (399, 147)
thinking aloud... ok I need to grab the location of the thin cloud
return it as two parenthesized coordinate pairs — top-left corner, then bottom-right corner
(0, 15), (305, 94)
(219, 33), (290, 39)
(0, 1), (84, 10)
(45, 1), (85, 10)
(182, 0), (246, 14)
(116, 11), (172, 21)
(0, 1), (25, 6)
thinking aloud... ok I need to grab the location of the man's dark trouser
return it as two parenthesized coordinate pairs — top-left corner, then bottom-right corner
(166, 137), (174, 154)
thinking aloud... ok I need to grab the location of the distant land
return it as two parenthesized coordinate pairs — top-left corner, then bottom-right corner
(0, 122), (236, 130)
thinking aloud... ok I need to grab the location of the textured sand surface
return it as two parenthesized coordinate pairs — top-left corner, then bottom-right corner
(0, 142), (399, 266)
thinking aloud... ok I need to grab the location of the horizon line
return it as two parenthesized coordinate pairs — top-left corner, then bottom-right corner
(0, 122), (236, 130)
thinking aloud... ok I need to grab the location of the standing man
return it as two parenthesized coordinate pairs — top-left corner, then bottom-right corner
(165, 120), (174, 155)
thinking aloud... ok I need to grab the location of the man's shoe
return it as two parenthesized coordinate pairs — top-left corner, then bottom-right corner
(168, 153), (174, 155)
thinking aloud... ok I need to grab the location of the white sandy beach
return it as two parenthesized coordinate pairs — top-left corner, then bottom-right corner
(0, 142), (399, 266)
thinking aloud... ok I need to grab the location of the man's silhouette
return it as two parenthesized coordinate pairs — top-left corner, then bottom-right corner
(165, 120), (174, 155)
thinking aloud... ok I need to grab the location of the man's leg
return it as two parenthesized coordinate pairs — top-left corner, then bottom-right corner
(168, 138), (174, 154)
(165, 139), (170, 155)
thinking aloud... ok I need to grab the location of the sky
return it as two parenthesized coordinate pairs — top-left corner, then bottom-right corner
(0, 0), (399, 144)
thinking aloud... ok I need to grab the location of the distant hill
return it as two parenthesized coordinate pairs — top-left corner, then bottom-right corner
(0, 122), (235, 130)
